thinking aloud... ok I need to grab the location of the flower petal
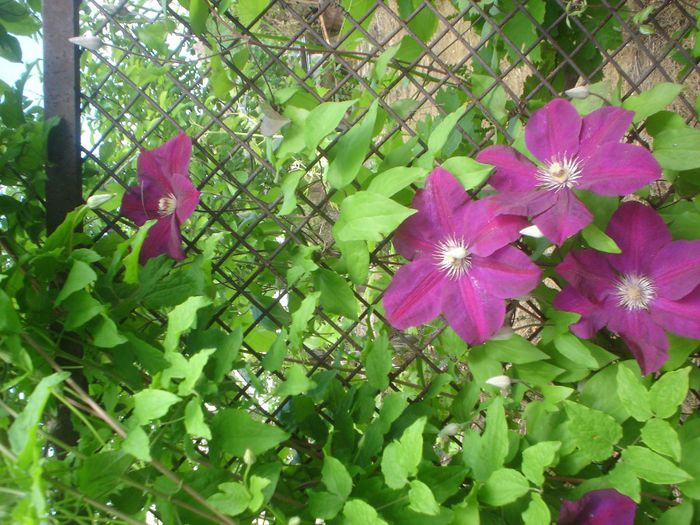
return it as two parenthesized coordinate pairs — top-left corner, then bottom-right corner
(442, 274), (506, 345)
(651, 286), (700, 340)
(578, 106), (634, 157)
(470, 246), (541, 299)
(525, 99), (582, 163)
(558, 489), (636, 525)
(140, 216), (185, 263)
(649, 240), (700, 300)
(418, 167), (471, 234)
(458, 197), (528, 257)
(578, 142), (660, 195)
(120, 181), (161, 225)
(532, 189), (592, 245)
(556, 249), (617, 301)
(476, 145), (538, 192)
(171, 173), (200, 223)
(607, 305), (668, 375)
(553, 286), (607, 339)
(160, 132), (193, 176)
(605, 202), (671, 275)
(383, 257), (446, 329)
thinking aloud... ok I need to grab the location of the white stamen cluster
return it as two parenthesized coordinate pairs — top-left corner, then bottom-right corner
(158, 192), (178, 217)
(434, 236), (471, 280)
(536, 155), (583, 192)
(614, 274), (656, 311)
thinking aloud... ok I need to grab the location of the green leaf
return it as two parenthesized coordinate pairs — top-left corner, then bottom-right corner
(211, 409), (289, 457)
(367, 166), (428, 198)
(441, 156), (492, 190)
(309, 491), (344, 520)
(63, 291), (103, 330)
(641, 418), (681, 461)
(334, 191), (416, 242)
(363, 333), (392, 390)
(581, 223), (621, 254)
(0, 289), (21, 333)
(323, 456), (353, 500)
(210, 54), (233, 98)
(55, 260), (97, 305)
(650, 367), (690, 418)
(408, 480), (440, 516)
(342, 499), (389, 525)
(656, 501), (694, 525)
(428, 103), (467, 156)
(622, 446), (691, 484)
(326, 101), (378, 189)
(122, 426), (151, 461)
(207, 482), (251, 517)
(623, 83), (683, 123)
(278, 170), (303, 215)
(565, 401), (622, 462)
(178, 348), (216, 395)
(305, 100), (355, 151)
(189, 0), (210, 34)
(521, 441), (561, 485)
(262, 330), (286, 372)
(381, 416), (426, 489)
(184, 399), (212, 439)
(276, 363), (316, 396)
(616, 364), (652, 421)
(123, 220), (155, 284)
(654, 127), (700, 171)
(92, 315), (128, 348)
(463, 397), (508, 480)
(479, 335), (549, 364)
(289, 292), (319, 349)
(314, 269), (358, 319)
(0, 26), (21, 62)
(133, 389), (181, 424)
(337, 239), (369, 284)
(163, 296), (212, 352)
(522, 493), (550, 525)
(479, 468), (529, 506)
(235, 0), (266, 28)
(209, 327), (242, 382)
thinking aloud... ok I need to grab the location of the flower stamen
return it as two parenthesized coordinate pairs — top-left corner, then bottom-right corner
(614, 274), (655, 310)
(158, 192), (178, 217)
(536, 155), (583, 192)
(435, 236), (471, 280)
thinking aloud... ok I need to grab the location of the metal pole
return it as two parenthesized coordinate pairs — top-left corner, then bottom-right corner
(44, 0), (82, 233)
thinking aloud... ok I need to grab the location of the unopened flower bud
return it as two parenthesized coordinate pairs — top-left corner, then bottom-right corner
(243, 448), (256, 466)
(485, 375), (512, 389)
(288, 518), (301, 525)
(438, 423), (461, 441)
(520, 225), (544, 238)
(86, 193), (114, 209)
(564, 85), (590, 99)
(69, 35), (103, 51)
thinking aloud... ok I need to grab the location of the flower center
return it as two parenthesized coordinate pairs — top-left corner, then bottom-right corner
(158, 192), (177, 217)
(614, 274), (656, 310)
(536, 155), (582, 192)
(435, 236), (471, 280)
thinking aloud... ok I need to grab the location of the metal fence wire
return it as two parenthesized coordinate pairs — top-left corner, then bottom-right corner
(42, 0), (700, 521)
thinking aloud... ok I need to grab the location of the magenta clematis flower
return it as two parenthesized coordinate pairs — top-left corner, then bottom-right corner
(121, 133), (200, 263)
(476, 99), (660, 245)
(558, 489), (636, 525)
(382, 167), (541, 345)
(553, 201), (700, 374)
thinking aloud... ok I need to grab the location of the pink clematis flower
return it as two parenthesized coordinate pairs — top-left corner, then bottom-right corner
(476, 99), (660, 245)
(382, 167), (541, 345)
(558, 489), (636, 525)
(121, 133), (200, 263)
(554, 201), (700, 374)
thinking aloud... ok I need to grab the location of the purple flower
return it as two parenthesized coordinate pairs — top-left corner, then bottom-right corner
(476, 99), (660, 245)
(121, 133), (200, 263)
(382, 167), (541, 345)
(558, 489), (636, 525)
(553, 201), (700, 374)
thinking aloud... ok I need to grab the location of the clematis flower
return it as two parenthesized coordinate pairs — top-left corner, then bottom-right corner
(121, 132), (200, 263)
(476, 98), (660, 245)
(558, 489), (636, 525)
(382, 167), (541, 345)
(553, 201), (700, 374)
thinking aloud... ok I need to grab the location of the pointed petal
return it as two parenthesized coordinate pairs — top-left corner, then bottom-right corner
(383, 257), (446, 329)
(607, 306), (668, 375)
(442, 274), (506, 345)
(525, 99), (582, 163)
(137, 146), (172, 191)
(578, 106), (634, 158)
(532, 190), (592, 245)
(160, 132), (192, 176)
(559, 489), (636, 525)
(553, 286), (607, 339)
(649, 240), (700, 300)
(392, 218), (436, 260)
(556, 249), (616, 301)
(470, 246), (541, 299)
(170, 173), (200, 223)
(120, 182), (160, 225)
(491, 189), (557, 218)
(476, 145), (538, 192)
(651, 287), (700, 339)
(139, 216), (185, 263)
(579, 143), (660, 195)
(457, 197), (528, 257)
(417, 167), (471, 234)
(605, 202), (671, 275)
